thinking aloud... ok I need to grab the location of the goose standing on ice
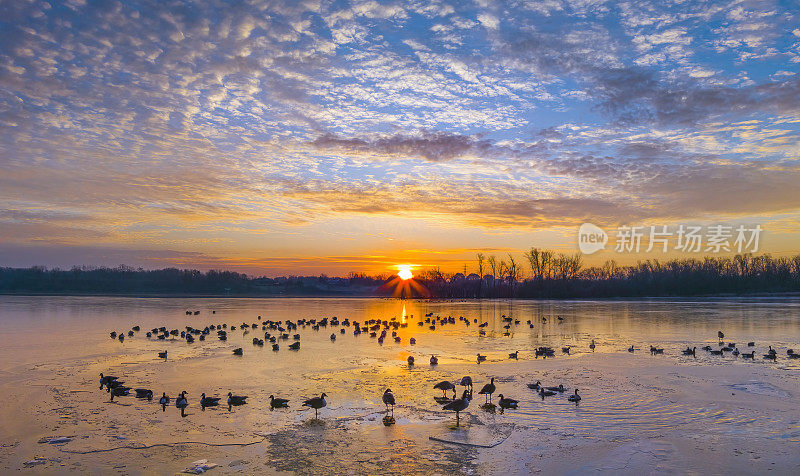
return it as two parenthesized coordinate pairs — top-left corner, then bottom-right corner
(159, 392), (170, 411)
(382, 388), (395, 415)
(302, 393), (328, 418)
(443, 389), (470, 426)
(478, 377), (496, 403)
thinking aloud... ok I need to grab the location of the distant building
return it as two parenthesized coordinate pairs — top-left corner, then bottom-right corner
(467, 273), (481, 281)
(451, 273), (465, 283)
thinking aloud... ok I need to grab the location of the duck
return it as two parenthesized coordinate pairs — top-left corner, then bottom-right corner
(477, 353), (487, 363)
(302, 393), (328, 418)
(497, 394), (518, 410)
(158, 351), (167, 359)
(442, 389), (471, 426)
(567, 389), (581, 402)
(477, 377), (496, 403)
(227, 392), (248, 406)
(508, 350), (519, 359)
(134, 388), (153, 400)
(430, 355), (438, 366)
(269, 395), (289, 409)
(527, 380), (542, 390)
(232, 348), (243, 355)
(200, 393), (220, 407)
(434, 381), (456, 397)
(382, 388), (395, 414)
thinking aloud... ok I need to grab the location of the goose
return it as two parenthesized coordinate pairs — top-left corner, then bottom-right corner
(709, 349), (724, 355)
(106, 380), (125, 391)
(539, 388), (556, 398)
(741, 351), (756, 359)
(288, 342), (300, 350)
(477, 354), (487, 363)
(477, 377), (496, 403)
(589, 340), (596, 351)
(232, 348), (243, 356)
(227, 392), (248, 406)
(159, 392), (170, 410)
(788, 349), (795, 355)
(567, 389), (581, 403)
(99, 373), (118, 389)
(527, 380), (542, 390)
(109, 386), (130, 401)
(407, 356), (415, 366)
(682, 347), (697, 356)
(302, 393), (327, 418)
(269, 395), (289, 409)
(763, 353), (777, 361)
(508, 350), (519, 359)
(788, 353), (800, 359)
(732, 348), (740, 356)
(546, 384), (566, 393)
(158, 351), (167, 359)
(409, 338), (416, 345)
(134, 388), (153, 400)
(382, 388), (395, 414)
(498, 394), (518, 410)
(628, 345), (635, 353)
(434, 381), (456, 397)
(718, 331), (725, 339)
(272, 343), (280, 351)
(767, 346), (777, 355)
(200, 393), (220, 407)
(442, 389), (470, 426)
(701, 345), (712, 351)
(175, 391), (189, 409)
(458, 376), (473, 390)
(562, 346), (571, 354)
(330, 333), (336, 341)
(747, 342), (755, 347)
(430, 355), (438, 365)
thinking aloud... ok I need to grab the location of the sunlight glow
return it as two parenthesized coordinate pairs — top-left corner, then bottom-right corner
(397, 265), (413, 280)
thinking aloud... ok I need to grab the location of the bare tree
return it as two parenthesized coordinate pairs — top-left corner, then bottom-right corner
(476, 253), (485, 277)
(523, 248), (541, 281)
(487, 255), (497, 278)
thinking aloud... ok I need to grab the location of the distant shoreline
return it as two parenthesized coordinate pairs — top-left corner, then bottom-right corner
(2, 291), (799, 300)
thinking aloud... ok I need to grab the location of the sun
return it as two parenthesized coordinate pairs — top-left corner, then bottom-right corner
(397, 265), (413, 280)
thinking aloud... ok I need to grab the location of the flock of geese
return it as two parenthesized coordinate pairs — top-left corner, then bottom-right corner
(102, 310), (794, 425)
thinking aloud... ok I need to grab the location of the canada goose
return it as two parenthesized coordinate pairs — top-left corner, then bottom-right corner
(407, 356), (415, 366)
(764, 353), (777, 361)
(158, 351), (167, 359)
(498, 394), (518, 410)
(330, 333), (336, 341)
(718, 331), (724, 339)
(682, 347), (696, 356)
(539, 388), (556, 398)
(589, 340), (596, 351)
(382, 388), (395, 414)
(767, 346), (777, 355)
(545, 384), (565, 393)
(109, 386), (130, 401)
(409, 338), (416, 345)
(289, 342), (300, 350)
(434, 381), (456, 397)
(443, 389), (470, 426)
(227, 392), (248, 406)
(628, 345), (635, 353)
(430, 355), (438, 365)
(709, 349), (724, 355)
(741, 351), (756, 359)
(232, 348), (243, 356)
(527, 380), (541, 390)
(458, 376), (473, 390)
(99, 373), (118, 389)
(302, 393), (327, 418)
(197, 392), (217, 405)
(478, 378), (496, 403)
(134, 389), (153, 400)
(747, 342), (755, 347)
(175, 391), (188, 410)
(509, 350), (519, 359)
(159, 392), (170, 411)
(562, 346), (571, 354)
(568, 389), (581, 402)
(269, 395), (289, 409)
(477, 354), (487, 363)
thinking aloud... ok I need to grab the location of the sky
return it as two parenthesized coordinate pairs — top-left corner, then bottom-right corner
(1, 0), (799, 276)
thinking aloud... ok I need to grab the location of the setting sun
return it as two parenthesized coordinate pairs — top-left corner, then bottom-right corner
(397, 265), (413, 280)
